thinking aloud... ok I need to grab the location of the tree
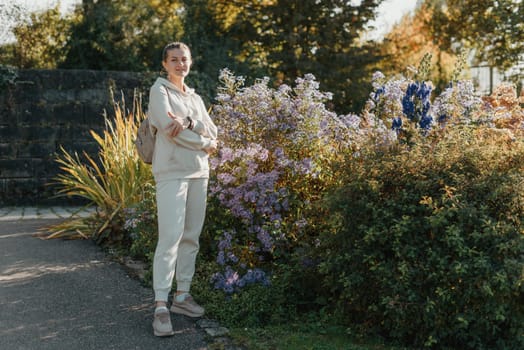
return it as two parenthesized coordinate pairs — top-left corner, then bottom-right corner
(9, 6), (73, 69)
(378, 6), (459, 92)
(199, 0), (386, 113)
(2, 0), (388, 113)
(425, 0), (523, 72)
(0, 3), (72, 69)
(178, 0), (253, 104)
(61, 0), (184, 71)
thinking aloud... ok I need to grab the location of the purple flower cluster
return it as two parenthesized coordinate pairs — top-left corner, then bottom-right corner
(216, 230), (238, 266)
(210, 148), (286, 226)
(369, 72), (407, 122)
(211, 266), (270, 294)
(208, 70), (358, 293)
(123, 206), (155, 241)
(123, 207), (139, 230)
(430, 80), (483, 125)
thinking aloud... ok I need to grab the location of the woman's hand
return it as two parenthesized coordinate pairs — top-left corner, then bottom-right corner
(165, 111), (186, 137)
(203, 140), (218, 155)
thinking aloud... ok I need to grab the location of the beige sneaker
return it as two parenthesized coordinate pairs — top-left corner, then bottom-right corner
(170, 295), (205, 318)
(152, 307), (175, 337)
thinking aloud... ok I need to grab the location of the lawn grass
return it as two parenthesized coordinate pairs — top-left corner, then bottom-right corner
(226, 324), (411, 350)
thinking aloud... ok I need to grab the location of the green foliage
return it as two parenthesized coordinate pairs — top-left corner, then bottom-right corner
(192, 261), (292, 327)
(124, 182), (157, 265)
(426, 0), (524, 72)
(61, 0), (183, 71)
(0, 64), (17, 87)
(229, 324), (408, 350)
(3, 0), (388, 112)
(0, 5), (74, 68)
(207, 0), (386, 112)
(414, 53), (433, 82)
(450, 50), (468, 83)
(376, 7), (461, 95)
(49, 93), (153, 244)
(319, 126), (524, 349)
(180, 0), (253, 106)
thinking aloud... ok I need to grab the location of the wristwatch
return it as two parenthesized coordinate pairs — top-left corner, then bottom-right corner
(185, 116), (194, 130)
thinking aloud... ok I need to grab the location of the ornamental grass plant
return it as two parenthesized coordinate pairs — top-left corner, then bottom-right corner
(48, 92), (153, 244)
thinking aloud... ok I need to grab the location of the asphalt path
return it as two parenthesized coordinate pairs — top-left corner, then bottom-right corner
(0, 219), (208, 350)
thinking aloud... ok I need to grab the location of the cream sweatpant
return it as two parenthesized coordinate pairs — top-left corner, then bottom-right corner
(153, 178), (208, 302)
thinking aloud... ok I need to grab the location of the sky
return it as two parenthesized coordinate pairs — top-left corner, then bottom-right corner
(2, 0), (78, 14)
(1, 0), (419, 43)
(368, 0), (420, 39)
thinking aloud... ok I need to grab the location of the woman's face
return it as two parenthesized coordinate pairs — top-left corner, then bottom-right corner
(162, 47), (192, 80)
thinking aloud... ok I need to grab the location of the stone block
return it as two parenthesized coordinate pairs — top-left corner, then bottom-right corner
(43, 89), (77, 103)
(83, 104), (107, 125)
(0, 110), (9, 124)
(56, 124), (74, 140)
(0, 124), (20, 141)
(55, 141), (99, 160)
(76, 88), (108, 103)
(53, 102), (85, 124)
(17, 125), (58, 142)
(71, 124), (99, 141)
(0, 159), (33, 177)
(16, 142), (55, 158)
(0, 178), (36, 205)
(71, 141), (100, 158)
(0, 143), (16, 159)
(16, 102), (55, 124)
(33, 157), (62, 180)
(0, 177), (61, 205)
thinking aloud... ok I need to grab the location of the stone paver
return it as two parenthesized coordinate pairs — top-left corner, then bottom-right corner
(0, 206), (95, 221)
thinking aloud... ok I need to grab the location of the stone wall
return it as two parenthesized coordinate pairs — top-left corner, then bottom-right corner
(0, 69), (154, 205)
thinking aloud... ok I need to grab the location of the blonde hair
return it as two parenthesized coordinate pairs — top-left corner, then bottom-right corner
(162, 42), (192, 62)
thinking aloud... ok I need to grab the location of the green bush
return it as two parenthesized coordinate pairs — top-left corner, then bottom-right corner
(191, 260), (299, 327)
(124, 182), (157, 266)
(319, 126), (524, 349)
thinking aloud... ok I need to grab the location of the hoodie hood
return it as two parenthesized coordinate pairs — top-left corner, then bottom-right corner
(155, 77), (195, 96)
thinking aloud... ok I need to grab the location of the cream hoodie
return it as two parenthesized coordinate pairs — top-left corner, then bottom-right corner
(147, 77), (217, 181)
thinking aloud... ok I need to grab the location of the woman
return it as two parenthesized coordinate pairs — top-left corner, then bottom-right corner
(147, 42), (217, 337)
